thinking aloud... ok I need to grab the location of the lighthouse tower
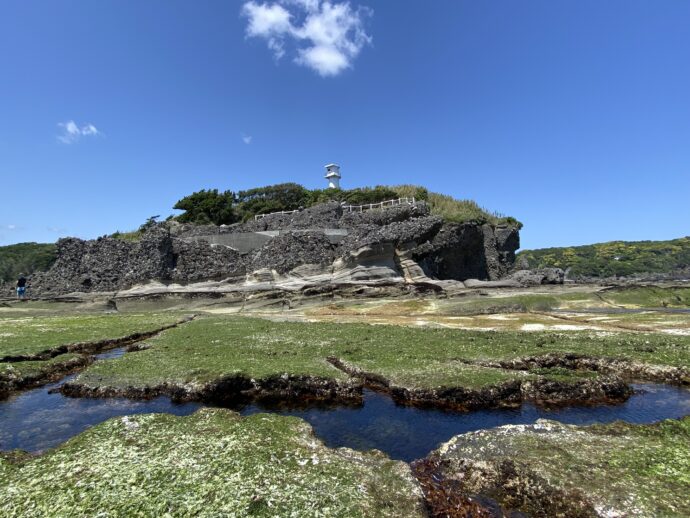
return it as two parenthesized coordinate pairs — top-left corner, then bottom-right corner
(324, 164), (341, 189)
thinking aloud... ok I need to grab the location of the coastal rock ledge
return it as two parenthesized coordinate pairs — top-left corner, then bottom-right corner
(26, 202), (537, 297)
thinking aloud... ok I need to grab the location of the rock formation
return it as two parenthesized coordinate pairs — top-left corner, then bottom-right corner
(26, 201), (530, 296)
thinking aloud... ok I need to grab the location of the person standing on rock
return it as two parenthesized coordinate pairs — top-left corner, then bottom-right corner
(16, 274), (27, 300)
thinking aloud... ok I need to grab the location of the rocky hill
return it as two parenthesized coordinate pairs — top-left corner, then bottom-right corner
(14, 200), (534, 298)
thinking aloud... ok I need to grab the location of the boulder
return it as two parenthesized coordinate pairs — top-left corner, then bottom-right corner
(508, 268), (565, 286)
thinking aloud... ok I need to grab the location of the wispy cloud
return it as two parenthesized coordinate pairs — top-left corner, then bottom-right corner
(57, 120), (101, 144)
(242, 134), (253, 144)
(241, 0), (372, 77)
(2, 224), (18, 231)
(47, 226), (67, 233)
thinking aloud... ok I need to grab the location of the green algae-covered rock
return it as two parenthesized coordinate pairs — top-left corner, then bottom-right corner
(419, 417), (690, 517)
(67, 316), (688, 408)
(0, 409), (425, 517)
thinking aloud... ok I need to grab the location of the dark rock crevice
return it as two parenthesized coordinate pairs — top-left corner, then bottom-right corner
(411, 458), (529, 518)
(60, 374), (363, 407)
(412, 455), (598, 518)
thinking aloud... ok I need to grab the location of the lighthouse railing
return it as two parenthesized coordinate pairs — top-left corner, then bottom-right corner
(254, 197), (418, 220)
(343, 196), (416, 213)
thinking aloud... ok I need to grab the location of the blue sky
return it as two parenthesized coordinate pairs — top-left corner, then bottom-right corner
(1, 1), (689, 250)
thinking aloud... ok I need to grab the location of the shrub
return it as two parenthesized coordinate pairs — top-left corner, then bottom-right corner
(518, 237), (690, 278)
(173, 189), (237, 225)
(172, 183), (521, 228)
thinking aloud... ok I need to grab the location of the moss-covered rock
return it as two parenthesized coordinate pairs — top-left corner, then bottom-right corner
(0, 313), (184, 359)
(0, 409), (425, 517)
(416, 417), (690, 517)
(65, 315), (689, 408)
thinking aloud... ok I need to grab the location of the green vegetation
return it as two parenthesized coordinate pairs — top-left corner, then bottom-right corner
(601, 285), (690, 308)
(0, 409), (424, 517)
(173, 189), (235, 225)
(0, 243), (56, 283)
(171, 183), (520, 226)
(110, 229), (144, 242)
(74, 315), (690, 393)
(0, 313), (182, 358)
(519, 237), (690, 278)
(425, 191), (521, 227)
(436, 417), (690, 516)
(75, 316), (348, 388)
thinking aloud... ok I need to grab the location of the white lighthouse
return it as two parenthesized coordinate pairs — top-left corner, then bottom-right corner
(324, 163), (341, 189)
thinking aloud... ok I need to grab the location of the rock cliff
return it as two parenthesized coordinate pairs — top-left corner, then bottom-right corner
(26, 201), (524, 296)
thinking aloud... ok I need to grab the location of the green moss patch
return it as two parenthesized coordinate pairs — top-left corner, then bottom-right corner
(0, 409), (425, 517)
(601, 286), (690, 308)
(0, 313), (183, 359)
(74, 317), (348, 390)
(74, 316), (689, 396)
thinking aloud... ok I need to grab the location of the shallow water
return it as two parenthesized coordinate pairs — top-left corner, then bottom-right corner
(2, 372), (688, 461)
(249, 384), (690, 461)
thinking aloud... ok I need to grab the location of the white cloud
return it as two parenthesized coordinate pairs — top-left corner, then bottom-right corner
(81, 123), (99, 136)
(47, 226), (67, 233)
(4, 224), (17, 230)
(242, 135), (253, 144)
(241, 0), (372, 77)
(57, 120), (101, 144)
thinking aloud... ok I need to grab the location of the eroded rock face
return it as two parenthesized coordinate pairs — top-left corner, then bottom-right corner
(239, 201), (345, 231)
(32, 226), (175, 295)
(171, 239), (245, 282)
(248, 232), (335, 274)
(413, 224), (494, 280)
(29, 202), (522, 295)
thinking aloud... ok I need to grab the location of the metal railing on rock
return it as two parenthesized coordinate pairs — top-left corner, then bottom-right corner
(254, 197), (417, 220)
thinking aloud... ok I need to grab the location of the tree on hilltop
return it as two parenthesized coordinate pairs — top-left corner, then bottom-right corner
(173, 189), (237, 225)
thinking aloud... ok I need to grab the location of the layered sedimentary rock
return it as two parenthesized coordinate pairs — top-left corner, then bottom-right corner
(28, 202), (524, 296)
